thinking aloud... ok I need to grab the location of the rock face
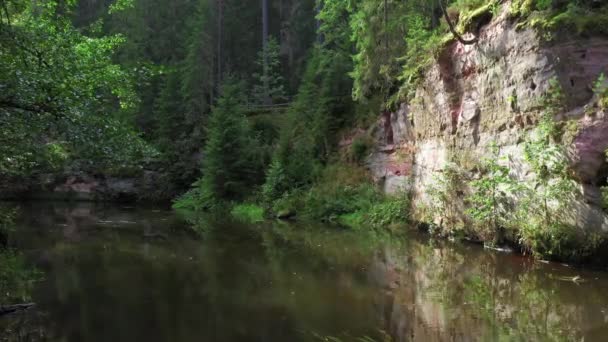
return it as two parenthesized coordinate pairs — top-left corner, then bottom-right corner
(2, 170), (171, 202)
(366, 4), (608, 234)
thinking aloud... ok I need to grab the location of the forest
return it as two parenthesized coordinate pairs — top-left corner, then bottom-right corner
(2, 0), (608, 340)
(2, 0), (608, 258)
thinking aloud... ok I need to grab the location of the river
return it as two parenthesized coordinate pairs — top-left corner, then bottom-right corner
(1, 201), (608, 341)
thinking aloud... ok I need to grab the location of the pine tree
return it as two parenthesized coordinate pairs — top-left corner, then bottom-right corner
(252, 36), (286, 105)
(198, 78), (252, 205)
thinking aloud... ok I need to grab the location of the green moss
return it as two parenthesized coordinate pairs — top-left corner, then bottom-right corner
(559, 120), (580, 145)
(511, 1), (608, 37)
(550, 6), (608, 36)
(509, 0), (536, 18)
(457, 1), (496, 33)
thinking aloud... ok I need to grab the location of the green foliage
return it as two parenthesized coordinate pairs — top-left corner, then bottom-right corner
(398, 11), (444, 100)
(177, 78), (267, 210)
(450, 0), (487, 11)
(264, 163), (408, 229)
(349, 0), (443, 103)
(262, 45), (354, 200)
(172, 188), (201, 211)
(466, 143), (517, 243)
(196, 79), (252, 207)
(510, 0), (543, 18)
(512, 0), (608, 36)
(262, 159), (289, 205)
(593, 73), (608, 109)
(349, 135), (373, 164)
(535, 0), (553, 11)
(302, 182), (408, 229)
(358, 194), (409, 229)
(301, 182), (380, 223)
(0, 0), (156, 180)
(252, 36), (286, 104)
(231, 203), (265, 223)
(108, 0), (134, 14)
(349, 1), (399, 101)
(513, 78), (596, 260)
(427, 162), (468, 234)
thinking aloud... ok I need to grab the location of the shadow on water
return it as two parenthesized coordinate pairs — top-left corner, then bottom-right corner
(1, 201), (608, 341)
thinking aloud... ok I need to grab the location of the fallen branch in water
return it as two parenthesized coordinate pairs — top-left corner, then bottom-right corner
(0, 303), (36, 316)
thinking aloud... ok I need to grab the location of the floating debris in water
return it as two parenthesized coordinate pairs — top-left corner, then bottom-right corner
(97, 220), (137, 225)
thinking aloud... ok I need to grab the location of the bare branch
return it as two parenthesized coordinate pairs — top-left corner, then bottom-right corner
(439, 0), (478, 45)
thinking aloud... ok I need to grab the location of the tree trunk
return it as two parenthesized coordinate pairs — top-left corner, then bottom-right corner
(262, 0), (270, 105)
(216, 0), (223, 87)
(384, 0), (388, 51)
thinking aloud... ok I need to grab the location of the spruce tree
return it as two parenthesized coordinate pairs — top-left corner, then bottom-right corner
(252, 36), (286, 105)
(198, 78), (252, 206)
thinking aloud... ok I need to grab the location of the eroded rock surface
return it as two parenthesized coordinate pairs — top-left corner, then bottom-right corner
(364, 3), (608, 233)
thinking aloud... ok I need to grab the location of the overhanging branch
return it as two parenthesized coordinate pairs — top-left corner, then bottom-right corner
(440, 0), (478, 45)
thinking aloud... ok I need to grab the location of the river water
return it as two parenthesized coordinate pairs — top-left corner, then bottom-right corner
(1, 202), (608, 341)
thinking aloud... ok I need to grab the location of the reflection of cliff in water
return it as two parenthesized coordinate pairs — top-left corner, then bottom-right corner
(368, 239), (608, 341)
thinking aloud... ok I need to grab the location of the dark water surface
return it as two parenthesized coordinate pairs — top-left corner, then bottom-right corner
(2, 202), (608, 341)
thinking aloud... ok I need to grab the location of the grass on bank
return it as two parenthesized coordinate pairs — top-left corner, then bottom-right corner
(230, 204), (265, 223)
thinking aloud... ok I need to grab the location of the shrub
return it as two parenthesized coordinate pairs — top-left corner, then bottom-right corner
(364, 195), (409, 228)
(349, 135), (373, 164)
(593, 73), (608, 110)
(466, 143), (517, 243)
(510, 78), (602, 261)
(427, 162), (469, 233)
(518, 219), (603, 261)
(172, 188), (202, 211)
(231, 204), (265, 223)
(261, 159), (288, 205)
(271, 190), (304, 219)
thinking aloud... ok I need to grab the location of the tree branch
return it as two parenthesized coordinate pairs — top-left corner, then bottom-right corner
(440, 0), (478, 45)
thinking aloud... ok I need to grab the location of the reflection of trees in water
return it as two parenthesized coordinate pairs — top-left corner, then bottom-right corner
(0, 311), (49, 342)
(0, 204), (46, 341)
(369, 239), (608, 341)
(4, 206), (608, 342)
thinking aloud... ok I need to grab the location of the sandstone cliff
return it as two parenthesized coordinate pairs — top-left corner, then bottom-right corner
(366, 2), (608, 250)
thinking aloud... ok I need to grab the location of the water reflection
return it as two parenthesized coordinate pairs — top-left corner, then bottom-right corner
(2, 202), (608, 341)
